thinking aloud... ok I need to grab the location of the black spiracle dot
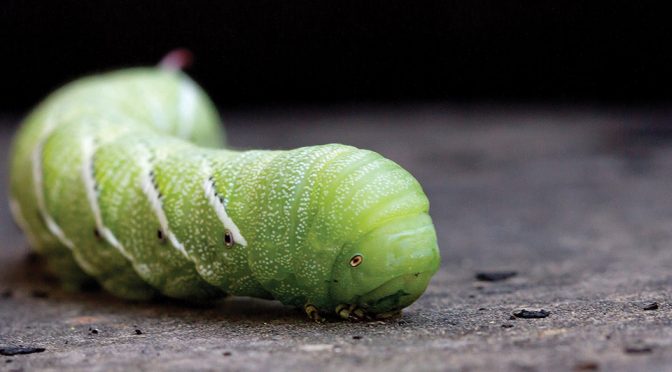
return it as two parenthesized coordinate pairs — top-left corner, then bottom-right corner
(93, 228), (102, 240)
(224, 231), (234, 247)
(157, 229), (166, 243)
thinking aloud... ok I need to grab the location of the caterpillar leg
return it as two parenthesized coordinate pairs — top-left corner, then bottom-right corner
(335, 304), (403, 321)
(304, 304), (324, 322)
(335, 304), (367, 321)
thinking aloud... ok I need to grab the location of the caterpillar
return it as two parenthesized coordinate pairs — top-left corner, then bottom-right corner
(7, 54), (440, 321)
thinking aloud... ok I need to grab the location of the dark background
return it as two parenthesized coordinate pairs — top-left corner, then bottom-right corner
(1, 1), (671, 113)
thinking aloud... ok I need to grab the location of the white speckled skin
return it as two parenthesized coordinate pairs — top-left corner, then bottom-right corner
(8, 67), (440, 316)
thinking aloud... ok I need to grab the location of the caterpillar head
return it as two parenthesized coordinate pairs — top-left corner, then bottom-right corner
(329, 213), (440, 319)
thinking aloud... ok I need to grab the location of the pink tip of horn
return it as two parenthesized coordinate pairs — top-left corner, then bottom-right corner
(159, 48), (194, 71)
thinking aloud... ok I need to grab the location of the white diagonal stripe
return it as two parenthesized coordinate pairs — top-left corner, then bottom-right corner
(140, 158), (191, 260)
(81, 136), (133, 260)
(202, 164), (247, 247)
(32, 137), (75, 250)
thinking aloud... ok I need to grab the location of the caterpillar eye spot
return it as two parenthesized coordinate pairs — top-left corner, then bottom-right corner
(224, 230), (234, 247)
(349, 255), (363, 267)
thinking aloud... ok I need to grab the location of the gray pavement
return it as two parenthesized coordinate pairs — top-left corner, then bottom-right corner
(1, 105), (672, 371)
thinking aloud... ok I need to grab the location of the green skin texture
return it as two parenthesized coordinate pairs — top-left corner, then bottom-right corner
(8, 68), (441, 319)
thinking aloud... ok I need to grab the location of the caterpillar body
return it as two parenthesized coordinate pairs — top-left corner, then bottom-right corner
(8, 64), (440, 320)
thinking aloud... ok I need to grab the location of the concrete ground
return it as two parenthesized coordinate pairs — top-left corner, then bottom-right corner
(1, 105), (672, 371)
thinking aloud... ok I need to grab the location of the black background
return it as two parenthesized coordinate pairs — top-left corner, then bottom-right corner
(1, 1), (671, 112)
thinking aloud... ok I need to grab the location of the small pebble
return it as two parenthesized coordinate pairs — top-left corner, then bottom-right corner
(475, 271), (518, 282)
(501, 324), (514, 328)
(624, 343), (653, 354)
(223, 351), (232, 356)
(573, 361), (599, 371)
(352, 335), (363, 340)
(641, 302), (658, 311)
(88, 327), (99, 335)
(0, 346), (46, 356)
(513, 309), (550, 319)
(134, 329), (143, 335)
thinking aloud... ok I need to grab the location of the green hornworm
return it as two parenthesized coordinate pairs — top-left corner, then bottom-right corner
(8, 58), (440, 320)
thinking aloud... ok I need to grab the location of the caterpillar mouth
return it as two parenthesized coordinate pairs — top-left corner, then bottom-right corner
(334, 271), (433, 320)
(357, 271), (433, 314)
